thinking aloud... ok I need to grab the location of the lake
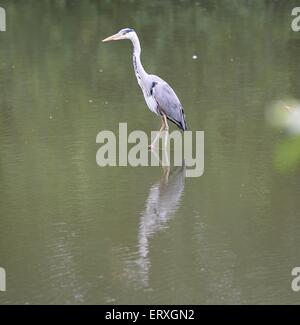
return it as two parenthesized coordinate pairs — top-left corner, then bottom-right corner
(0, 0), (300, 304)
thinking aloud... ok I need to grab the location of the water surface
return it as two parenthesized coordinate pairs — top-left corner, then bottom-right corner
(0, 0), (300, 304)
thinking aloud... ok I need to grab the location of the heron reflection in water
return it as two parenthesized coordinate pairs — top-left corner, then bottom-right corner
(126, 150), (185, 287)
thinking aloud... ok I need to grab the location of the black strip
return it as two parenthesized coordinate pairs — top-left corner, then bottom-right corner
(150, 81), (157, 95)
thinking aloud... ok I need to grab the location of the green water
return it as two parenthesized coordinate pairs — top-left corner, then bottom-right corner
(0, 0), (300, 304)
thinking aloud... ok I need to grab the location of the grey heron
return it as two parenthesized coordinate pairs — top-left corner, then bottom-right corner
(102, 28), (187, 149)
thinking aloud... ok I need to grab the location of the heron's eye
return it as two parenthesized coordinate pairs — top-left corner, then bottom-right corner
(123, 28), (133, 35)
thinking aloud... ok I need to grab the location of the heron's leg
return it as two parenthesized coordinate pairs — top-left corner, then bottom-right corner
(162, 127), (169, 149)
(162, 114), (169, 131)
(162, 145), (170, 166)
(161, 146), (170, 185)
(149, 120), (165, 150)
(161, 114), (169, 149)
(162, 166), (170, 185)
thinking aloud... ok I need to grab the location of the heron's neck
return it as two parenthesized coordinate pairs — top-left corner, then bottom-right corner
(130, 33), (147, 81)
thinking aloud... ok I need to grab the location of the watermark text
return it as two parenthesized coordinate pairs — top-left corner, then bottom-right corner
(292, 267), (300, 292)
(96, 123), (204, 178)
(0, 7), (6, 32)
(291, 7), (300, 31)
(0, 267), (6, 292)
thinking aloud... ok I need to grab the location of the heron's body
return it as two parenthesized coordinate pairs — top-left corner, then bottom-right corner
(102, 28), (187, 147)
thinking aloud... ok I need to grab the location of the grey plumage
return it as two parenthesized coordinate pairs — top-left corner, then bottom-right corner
(150, 76), (187, 130)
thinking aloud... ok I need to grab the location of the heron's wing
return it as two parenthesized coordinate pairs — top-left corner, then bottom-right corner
(151, 78), (187, 130)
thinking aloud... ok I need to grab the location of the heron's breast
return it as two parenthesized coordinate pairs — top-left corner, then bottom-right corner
(143, 93), (159, 115)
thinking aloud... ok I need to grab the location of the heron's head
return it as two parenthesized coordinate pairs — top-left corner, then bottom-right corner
(102, 28), (135, 42)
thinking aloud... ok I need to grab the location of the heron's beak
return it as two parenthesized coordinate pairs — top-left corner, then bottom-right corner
(102, 33), (123, 42)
